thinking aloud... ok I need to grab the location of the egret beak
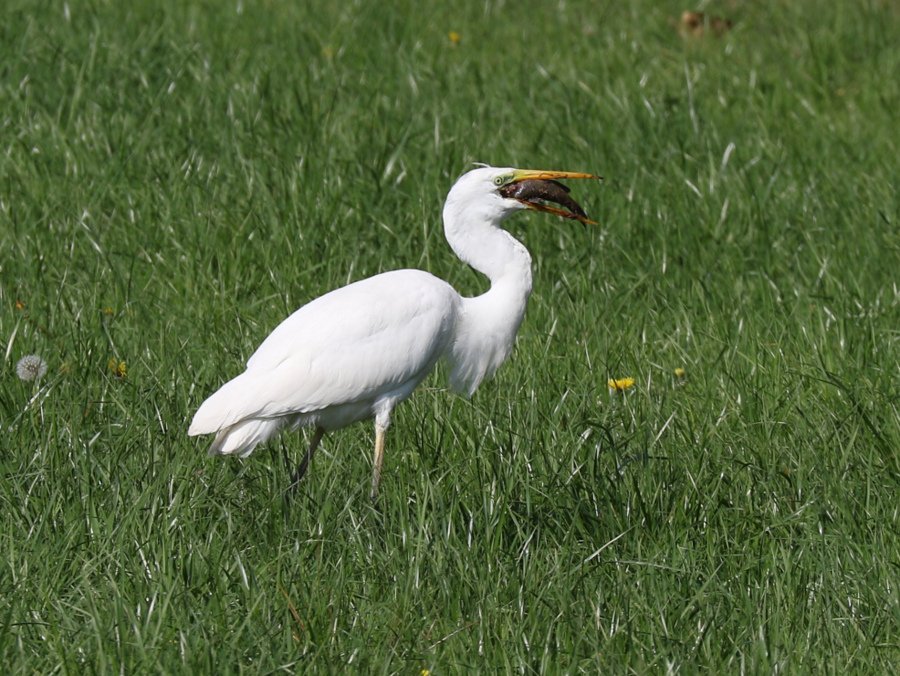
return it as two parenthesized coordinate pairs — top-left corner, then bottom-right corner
(512, 169), (600, 182)
(502, 169), (601, 225)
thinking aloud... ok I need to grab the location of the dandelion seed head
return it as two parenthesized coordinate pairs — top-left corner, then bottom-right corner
(16, 354), (48, 381)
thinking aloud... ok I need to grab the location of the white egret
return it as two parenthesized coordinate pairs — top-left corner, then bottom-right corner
(188, 166), (599, 498)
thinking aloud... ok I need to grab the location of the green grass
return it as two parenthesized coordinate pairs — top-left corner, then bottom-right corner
(1, 0), (898, 671)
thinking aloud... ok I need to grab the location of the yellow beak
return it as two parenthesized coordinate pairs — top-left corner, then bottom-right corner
(512, 169), (601, 181)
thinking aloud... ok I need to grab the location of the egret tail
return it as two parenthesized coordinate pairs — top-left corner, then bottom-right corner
(206, 417), (285, 457)
(188, 373), (279, 456)
(188, 373), (264, 436)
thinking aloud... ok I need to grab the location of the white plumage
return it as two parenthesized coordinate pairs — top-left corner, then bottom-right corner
(189, 165), (597, 498)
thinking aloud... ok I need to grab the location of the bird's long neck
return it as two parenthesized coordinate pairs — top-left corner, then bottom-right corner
(441, 195), (533, 394)
(442, 198), (533, 295)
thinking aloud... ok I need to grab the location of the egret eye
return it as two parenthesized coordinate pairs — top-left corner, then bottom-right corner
(493, 175), (506, 186)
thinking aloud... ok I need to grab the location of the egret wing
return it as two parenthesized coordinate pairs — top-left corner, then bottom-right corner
(189, 270), (458, 434)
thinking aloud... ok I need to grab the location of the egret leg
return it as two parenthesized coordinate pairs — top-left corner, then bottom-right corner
(289, 426), (325, 490)
(371, 423), (387, 501)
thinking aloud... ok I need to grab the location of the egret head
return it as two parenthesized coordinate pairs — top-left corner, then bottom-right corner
(445, 166), (600, 227)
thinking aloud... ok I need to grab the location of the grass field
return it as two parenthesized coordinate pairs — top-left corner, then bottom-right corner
(1, 0), (898, 672)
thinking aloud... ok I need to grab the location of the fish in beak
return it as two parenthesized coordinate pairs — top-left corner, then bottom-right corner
(500, 169), (601, 225)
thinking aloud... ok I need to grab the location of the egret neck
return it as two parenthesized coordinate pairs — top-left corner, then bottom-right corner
(442, 185), (534, 395)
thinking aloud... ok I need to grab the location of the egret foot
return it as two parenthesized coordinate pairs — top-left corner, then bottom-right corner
(288, 426), (325, 491)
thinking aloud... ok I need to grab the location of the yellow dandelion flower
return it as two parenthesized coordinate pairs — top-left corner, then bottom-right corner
(15, 299), (26, 311)
(448, 31), (461, 45)
(108, 358), (127, 379)
(674, 367), (686, 378)
(102, 306), (115, 316)
(608, 377), (635, 393)
(421, 670), (431, 676)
